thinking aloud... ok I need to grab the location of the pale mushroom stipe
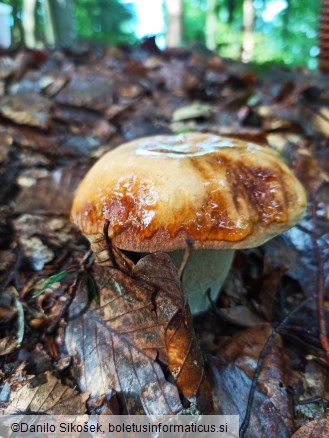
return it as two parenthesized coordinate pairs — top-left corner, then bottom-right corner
(71, 133), (307, 314)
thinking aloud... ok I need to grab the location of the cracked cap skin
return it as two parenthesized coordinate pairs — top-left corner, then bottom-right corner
(71, 133), (307, 252)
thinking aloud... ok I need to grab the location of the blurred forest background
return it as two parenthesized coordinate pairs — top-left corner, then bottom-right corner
(0, 0), (323, 69)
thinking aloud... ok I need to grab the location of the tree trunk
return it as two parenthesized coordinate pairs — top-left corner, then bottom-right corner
(319, 0), (329, 72)
(206, 0), (218, 50)
(227, 0), (236, 24)
(241, 0), (255, 62)
(22, 0), (37, 48)
(42, 0), (56, 47)
(44, 0), (76, 49)
(12, 1), (23, 46)
(165, 0), (183, 47)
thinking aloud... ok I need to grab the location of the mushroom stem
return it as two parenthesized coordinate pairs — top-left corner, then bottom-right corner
(88, 233), (112, 266)
(169, 249), (234, 314)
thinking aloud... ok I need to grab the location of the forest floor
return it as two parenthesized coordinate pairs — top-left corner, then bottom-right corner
(0, 40), (328, 437)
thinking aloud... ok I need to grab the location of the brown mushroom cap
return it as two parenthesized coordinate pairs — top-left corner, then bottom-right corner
(71, 133), (306, 252)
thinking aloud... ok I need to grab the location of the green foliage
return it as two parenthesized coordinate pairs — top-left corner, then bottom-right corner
(73, 0), (137, 45)
(33, 271), (69, 298)
(252, 0), (321, 68)
(3, 0), (323, 69)
(181, 0), (321, 69)
(182, 0), (207, 44)
(4, 0), (136, 47)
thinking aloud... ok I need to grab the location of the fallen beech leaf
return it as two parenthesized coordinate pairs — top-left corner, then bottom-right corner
(218, 305), (266, 328)
(172, 102), (213, 121)
(11, 126), (60, 155)
(257, 267), (287, 321)
(264, 218), (329, 300)
(150, 59), (199, 96)
(292, 149), (329, 193)
(20, 236), (54, 270)
(166, 310), (209, 402)
(0, 93), (52, 129)
(0, 56), (15, 79)
(56, 69), (114, 112)
(0, 336), (19, 356)
(5, 371), (87, 415)
(120, 113), (172, 141)
(66, 261), (181, 415)
(66, 252), (209, 414)
(209, 324), (294, 437)
(15, 165), (89, 216)
(292, 419), (329, 438)
(135, 255), (210, 405)
(0, 130), (12, 163)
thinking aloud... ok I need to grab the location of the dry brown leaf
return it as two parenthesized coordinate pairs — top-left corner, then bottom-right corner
(292, 419), (329, 438)
(15, 165), (89, 216)
(172, 102), (213, 121)
(5, 371), (87, 415)
(0, 56), (16, 79)
(56, 69), (114, 112)
(66, 261), (181, 415)
(66, 251), (209, 414)
(217, 305), (266, 328)
(135, 254), (211, 407)
(0, 93), (52, 129)
(0, 336), (19, 356)
(264, 215), (329, 300)
(149, 59), (199, 96)
(0, 130), (12, 163)
(209, 324), (294, 438)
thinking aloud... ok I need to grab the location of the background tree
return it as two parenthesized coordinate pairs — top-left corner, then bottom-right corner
(206, 0), (219, 50)
(44, 0), (76, 48)
(73, 0), (136, 45)
(2, 0), (135, 48)
(22, 0), (37, 48)
(181, 0), (320, 68)
(319, 0), (329, 72)
(1, 0), (322, 70)
(182, 0), (207, 46)
(241, 0), (254, 62)
(165, 0), (183, 47)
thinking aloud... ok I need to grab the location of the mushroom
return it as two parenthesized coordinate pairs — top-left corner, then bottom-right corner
(71, 133), (306, 314)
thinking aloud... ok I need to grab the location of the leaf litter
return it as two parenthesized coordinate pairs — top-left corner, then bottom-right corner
(65, 250), (209, 415)
(0, 41), (328, 436)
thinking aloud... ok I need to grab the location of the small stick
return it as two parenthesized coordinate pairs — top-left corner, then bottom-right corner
(178, 237), (194, 281)
(239, 297), (313, 437)
(103, 220), (118, 269)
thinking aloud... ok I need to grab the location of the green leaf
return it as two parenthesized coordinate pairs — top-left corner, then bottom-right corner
(33, 271), (69, 298)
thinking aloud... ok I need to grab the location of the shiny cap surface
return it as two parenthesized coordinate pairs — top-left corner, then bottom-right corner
(71, 133), (307, 251)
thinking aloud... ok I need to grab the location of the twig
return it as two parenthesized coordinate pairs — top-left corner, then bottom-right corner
(178, 237), (194, 281)
(310, 186), (329, 364)
(102, 220), (134, 274)
(239, 297), (313, 438)
(103, 219), (118, 269)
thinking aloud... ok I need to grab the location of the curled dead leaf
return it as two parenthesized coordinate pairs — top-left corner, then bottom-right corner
(292, 419), (329, 438)
(66, 250), (210, 414)
(4, 371), (88, 415)
(209, 324), (294, 437)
